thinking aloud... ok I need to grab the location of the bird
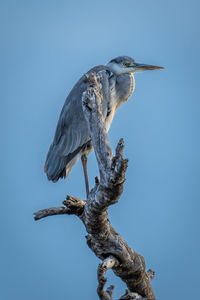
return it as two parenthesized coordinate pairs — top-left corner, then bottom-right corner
(44, 56), (163, 196)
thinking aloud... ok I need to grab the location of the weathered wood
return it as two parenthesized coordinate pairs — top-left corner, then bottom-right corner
(34, 72), (156, 300)
(119, 290), (146, 300)
(34, 196), (85, 220)
(97, 256), (119, 300)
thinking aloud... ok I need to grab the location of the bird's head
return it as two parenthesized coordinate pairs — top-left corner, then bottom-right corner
(107, 56), (163, 75)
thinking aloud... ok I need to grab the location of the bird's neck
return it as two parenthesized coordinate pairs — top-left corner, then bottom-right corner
(104, 73), (135, 133)
(115, 73), (135, 109)
(123, 73), (135, 102)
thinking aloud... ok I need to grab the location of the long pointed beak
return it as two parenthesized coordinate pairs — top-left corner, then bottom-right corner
(134, 62), (164, 72)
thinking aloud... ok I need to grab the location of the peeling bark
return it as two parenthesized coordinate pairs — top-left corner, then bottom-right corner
(34, 72), (156, 300)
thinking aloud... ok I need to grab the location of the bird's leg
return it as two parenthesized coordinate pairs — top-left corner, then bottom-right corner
(81, 154), (90, 198)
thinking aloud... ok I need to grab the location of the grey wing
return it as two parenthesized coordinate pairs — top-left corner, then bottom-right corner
(53, 88), (90, 156)
(44, 67), (111, 182)
(53, 66), (111, 156)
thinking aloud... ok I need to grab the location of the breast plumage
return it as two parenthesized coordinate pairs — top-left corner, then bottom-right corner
(105, 73), (135, 132)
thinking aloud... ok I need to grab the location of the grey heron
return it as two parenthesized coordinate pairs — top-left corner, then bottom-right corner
(44, 56), (163, 196)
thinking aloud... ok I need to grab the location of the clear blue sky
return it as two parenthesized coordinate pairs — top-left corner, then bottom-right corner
(1, 0), (200, 299)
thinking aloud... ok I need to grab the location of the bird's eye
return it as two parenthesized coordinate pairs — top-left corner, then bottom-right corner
(123, 62), (129, 67)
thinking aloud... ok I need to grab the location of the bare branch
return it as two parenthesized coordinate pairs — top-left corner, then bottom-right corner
(34, 196), (85, 220)
(34, 206), (70, 220)
(97, 256), (119, 300)
(82, 71), (113, 184)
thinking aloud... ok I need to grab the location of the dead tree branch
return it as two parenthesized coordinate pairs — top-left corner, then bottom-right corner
(34, 196), (85, 220)
(34, 71), (156, 300)
(97, 256), (119, 300)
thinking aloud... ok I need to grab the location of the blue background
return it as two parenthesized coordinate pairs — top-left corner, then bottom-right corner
(1, 0), (200, 299)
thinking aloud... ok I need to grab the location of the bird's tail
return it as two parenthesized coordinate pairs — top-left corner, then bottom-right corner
(44, 144), (79, 182)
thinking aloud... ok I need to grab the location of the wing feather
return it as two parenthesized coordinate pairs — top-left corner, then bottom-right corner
(45, 66), (111, 181)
